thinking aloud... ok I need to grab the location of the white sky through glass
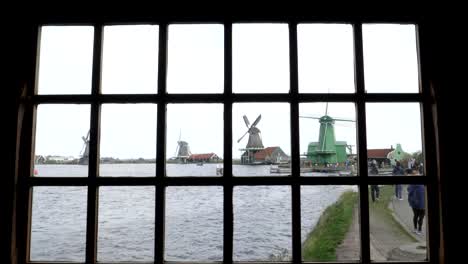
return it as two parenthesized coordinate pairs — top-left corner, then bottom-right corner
(35, 24), (422, 159)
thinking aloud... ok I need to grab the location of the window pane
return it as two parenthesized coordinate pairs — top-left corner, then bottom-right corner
(363, 24), (419, 93)
(166, 104), (223, 176)
(30, 187), (87, 262)
(37, 26), (94, 95)
(100, 104), (157, 176)
(167, 24), (224, 93)
(299, 103), (357, 176)
(165, 187), (223, 261)
(298, 24), (355, 93)
(301, 185), (359, 261)
(98, 186), (155, 262)
(366, 103), (423, 176)
(101, 25), (159, 94)
(34, 104), (90, 177)
(369, 184), (428, 261)
(233, 24), (290, 93)
(233, 103), (291, 176)
(234, 186), (291, 261)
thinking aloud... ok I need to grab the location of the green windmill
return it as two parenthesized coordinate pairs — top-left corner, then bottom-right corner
(301, 103), (355, 165)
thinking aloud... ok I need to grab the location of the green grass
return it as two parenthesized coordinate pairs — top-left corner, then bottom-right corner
(302, 191), (358, 261)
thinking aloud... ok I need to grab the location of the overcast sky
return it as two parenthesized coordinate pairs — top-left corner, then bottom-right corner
(34, 23), (422, 159)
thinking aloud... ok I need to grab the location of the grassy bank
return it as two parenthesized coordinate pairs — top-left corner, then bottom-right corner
(369, 185), (416, 241)
(302, 191), (358, 261)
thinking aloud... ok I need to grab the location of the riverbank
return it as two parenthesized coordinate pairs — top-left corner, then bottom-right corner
(302, 191), (358, 261)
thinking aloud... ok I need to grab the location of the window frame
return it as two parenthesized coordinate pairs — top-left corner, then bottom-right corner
(17, 17), (439, 264)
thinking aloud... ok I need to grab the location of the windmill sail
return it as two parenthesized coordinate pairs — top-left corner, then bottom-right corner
(238, 114), (263, 149)
(79, 130), (90, 165)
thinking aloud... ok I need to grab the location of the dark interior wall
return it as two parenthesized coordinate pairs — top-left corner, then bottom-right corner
(2, 14), (458, 263)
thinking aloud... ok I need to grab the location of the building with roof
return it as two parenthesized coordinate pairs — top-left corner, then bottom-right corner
(241, 146), (289, 164)
(367, 147), (394, 167)
(188, 153), (220, 163)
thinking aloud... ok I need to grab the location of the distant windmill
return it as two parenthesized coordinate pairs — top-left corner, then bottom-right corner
(300, 103), (355, 165)
(238, 114), (264, 164)
(79, 130), (90, 165)
(174, 130), (191, 163)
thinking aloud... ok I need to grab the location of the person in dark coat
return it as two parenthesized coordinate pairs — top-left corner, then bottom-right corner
(407, 168), (426, 235)
(392, 160), (404, 200)
(369, 160), (380, 202)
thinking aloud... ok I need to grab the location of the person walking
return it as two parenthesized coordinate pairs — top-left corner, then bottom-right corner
(369, 160), (380, 202)
(407, 168), (425, 235)
(393, 160), (404, 200)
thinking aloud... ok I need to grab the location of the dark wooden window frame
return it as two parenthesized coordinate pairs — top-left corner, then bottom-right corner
(16, 17), (439, 264)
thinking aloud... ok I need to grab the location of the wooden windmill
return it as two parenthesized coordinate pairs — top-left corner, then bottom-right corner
(238, 114), (264, 164)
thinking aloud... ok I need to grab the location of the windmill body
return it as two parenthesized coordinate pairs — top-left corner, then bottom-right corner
(301, 106), (354, 166)
(175, 140), (191, 163)
(238, 114), (265, 164)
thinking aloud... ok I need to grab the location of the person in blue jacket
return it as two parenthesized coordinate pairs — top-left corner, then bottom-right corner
(407, 168), (426, 235)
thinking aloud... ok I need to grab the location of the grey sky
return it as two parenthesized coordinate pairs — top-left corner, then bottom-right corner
(34, 23), (422, 159)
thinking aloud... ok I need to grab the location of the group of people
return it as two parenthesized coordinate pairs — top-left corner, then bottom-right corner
(369, 159), (426, 235)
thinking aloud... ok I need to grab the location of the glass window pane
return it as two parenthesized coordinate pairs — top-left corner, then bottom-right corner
(100, 104), (157, 176)
(299, 103), (357, 176)
(366, 103), (423, 176)
(234, 186), (291, 261)
(301, 185), (359, 261)
(34, 104), (90, 177)
(101, 25), (159, 94)
(363, 24), (419, 93)
(233, 24), (290, 93)
(233, 103), (291, 176)
(98, 186), (155, 262)
(30, 187), (87, 261)
(166, 104), (223, 176)
(165, 187), (223, 261)
(298, 24), (355, 93)
(167, 24), (224, 93)
(369, 184), (428, 261)
(37, 26), (94, 95)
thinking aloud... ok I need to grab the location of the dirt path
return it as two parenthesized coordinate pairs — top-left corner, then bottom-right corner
(336, 200), (417, 261)
(336, 206), (386, 261)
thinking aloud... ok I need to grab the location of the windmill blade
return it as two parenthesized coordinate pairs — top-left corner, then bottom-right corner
(243, 115), (250, 128)
(251, 114), (262, 128)
(174, 143), (179, 157)
(237, 130), (249, 143)
(325, 102), (329, 116)
(80, 142), (86, 155)
(85, 130), (90, 141)
(333, 118), (355, 122)
(299, 115), (321, 119)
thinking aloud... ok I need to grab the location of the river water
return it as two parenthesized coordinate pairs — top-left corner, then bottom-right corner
(30, 164), (355, 262)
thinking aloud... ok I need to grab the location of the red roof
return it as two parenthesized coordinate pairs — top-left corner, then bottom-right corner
(189, 153), (217, 160)
(367, 149), (393, 158)
(254, 147), (279, 160)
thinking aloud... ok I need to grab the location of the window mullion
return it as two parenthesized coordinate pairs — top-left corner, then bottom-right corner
(289, 21), (302, 263)
(417, 23), (439, 263)
(85, 23), (103, 264)
(223, 22), (233, 264)
(354, 22), (371, 264)
(156, 22), (168, 264)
